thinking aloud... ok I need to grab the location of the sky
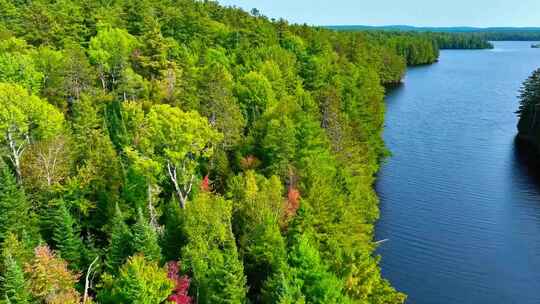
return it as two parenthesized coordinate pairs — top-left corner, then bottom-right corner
(217, 0), (540, 27)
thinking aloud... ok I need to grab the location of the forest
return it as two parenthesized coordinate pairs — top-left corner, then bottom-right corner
(460, 31), (540, 42)
(517, 68), (540, 148)
(329, 27), (494, 50)
(368, 32), (492, 50)
(330, 25), (540, 44)
(0, 0), (441, 303)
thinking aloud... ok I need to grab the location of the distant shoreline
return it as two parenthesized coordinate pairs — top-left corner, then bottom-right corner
(324, 25), (540, 33)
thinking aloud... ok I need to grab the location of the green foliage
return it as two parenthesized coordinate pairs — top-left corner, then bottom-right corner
(0, 1), (450, 302)
(181, 193), (247, 303)
(0, 81), (64, 139)
(0, 51), (43, 94)
(98, 254), (174, 304)
(160, 200), (185, 262)
(0, 162), (36, 245)
(0, 83), (64, 179)
(144, 104), (223, 208)
(517, 68), (540, 143)
(106, 204), (133, 273)
(131, 209), (161, 262)
(89, 27), (138, 90)
(51, 200), (84, 271)
(286, 234), (351, 304)
(198, 59), (245, 148)
(0, 248), (30, 304)
(235, 71), (276, 128)
(227, 171), (286, 301)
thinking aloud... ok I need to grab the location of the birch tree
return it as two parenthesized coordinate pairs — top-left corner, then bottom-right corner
(145, 104), (222, 208)
(88, 27), (137, 90)
(0, 83), (64, 181)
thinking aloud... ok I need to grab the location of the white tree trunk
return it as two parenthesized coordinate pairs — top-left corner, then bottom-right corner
(147, 183), (162, 233)
(6, 129), (26, 182)
(83, 255), (99, 304)
(166, 161), (194, 209)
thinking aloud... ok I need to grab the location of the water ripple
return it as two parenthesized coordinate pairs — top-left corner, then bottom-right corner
(376, 41), (540, 304)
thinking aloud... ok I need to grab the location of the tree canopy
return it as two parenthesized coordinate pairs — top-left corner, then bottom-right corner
(0, 0), (458, 302)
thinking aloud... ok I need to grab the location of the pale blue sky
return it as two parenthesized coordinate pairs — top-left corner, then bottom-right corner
(217, 0), (540, 27)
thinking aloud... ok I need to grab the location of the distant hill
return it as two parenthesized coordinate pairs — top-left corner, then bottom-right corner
(326, 25), (540, 33)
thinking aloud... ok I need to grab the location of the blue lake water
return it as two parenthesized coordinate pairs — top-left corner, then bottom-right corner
(376, 41), (540, 304)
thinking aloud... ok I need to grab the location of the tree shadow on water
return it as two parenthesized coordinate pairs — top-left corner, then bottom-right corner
(513, 136), (540, 188)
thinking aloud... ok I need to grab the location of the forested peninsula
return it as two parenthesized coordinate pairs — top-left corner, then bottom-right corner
(0, 1), (442, 303)
(517, 69), (540, 149)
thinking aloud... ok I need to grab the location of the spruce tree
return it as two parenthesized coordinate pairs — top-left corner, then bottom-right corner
(52, 200), (83, 271)
(0, 162), (30, 243)
(132, 209), (161, 262)
(286, 233), (350, 304)
(160, 200), (185, 262)
(517, 68), (540, 138)
(0, 252), (30, 304)
(181, 193), (247, 304)
(97, 255), (173, 304)
(227, 172), (287, 302)
(106, 204), (133, 273)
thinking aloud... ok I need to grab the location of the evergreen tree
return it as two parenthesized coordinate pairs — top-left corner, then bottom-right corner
(98, 254), (174, 304)
(517, 68), (540, 140)
(0, 1), (460, 303)
(52, 200), (83, 271)
(131, 209), (161, 262)
(181, 193), (247, 304)
(227, 171), (287, 302)
(160, 201), (185, 262)
(286, 234), (351, 304)
(0, 161), (31, 244)
(106, 204), (133, 273)
(0, 251), (30, 304)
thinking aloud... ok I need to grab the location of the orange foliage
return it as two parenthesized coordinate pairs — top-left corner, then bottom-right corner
(25, 246), (81, 304)
(284, 187), (301, 219)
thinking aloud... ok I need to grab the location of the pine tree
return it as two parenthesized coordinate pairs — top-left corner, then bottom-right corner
(97, 254), (174, 304)
(161, 201), (186, 262)
(131, 209), (161, 262)
(0, 251), (30, 304)
(52, 200), (83, 271)
(106, 204), (133, 273)
(0, 161), (31, 244)
(181, 193), (247, 304)
(286, 234), (350, 304)
(227, 171), (287, 302)
(517, 68), (540, 138)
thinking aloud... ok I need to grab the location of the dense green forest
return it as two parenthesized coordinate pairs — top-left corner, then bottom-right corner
(0, 1), (441, 303)
(426, 33), (493, 49)
(370, 32), (492, 50)
(517, 69), (540, 148)
(328, 27), (494, 50)
(329, 25), (540, 43)
(473, 31), (540, 41)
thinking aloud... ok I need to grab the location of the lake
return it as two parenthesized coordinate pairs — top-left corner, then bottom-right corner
(376, 41), (540, 304)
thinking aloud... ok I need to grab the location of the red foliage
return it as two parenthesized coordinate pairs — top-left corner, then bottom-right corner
(200, 175), (210, 192)
(167, 261), (192, 304)
(285, 187), (301, 218)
